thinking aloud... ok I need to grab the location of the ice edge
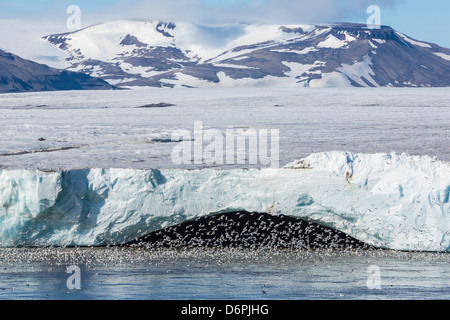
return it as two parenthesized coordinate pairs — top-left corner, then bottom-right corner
(0, 151), (449, 252)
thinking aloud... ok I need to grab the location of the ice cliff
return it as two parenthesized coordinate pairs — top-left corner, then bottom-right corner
(0, 151), (448, 251)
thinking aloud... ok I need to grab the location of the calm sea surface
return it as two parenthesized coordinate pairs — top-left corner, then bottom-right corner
(0, 247), (448, 300)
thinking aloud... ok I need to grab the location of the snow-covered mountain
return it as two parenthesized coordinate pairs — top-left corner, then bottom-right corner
(0, 48), (114, 93)
(43, 21), (450, 88)
(1, 152), (449, 251)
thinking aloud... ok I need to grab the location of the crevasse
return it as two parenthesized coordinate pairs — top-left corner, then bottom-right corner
(0, 151), (449, 251)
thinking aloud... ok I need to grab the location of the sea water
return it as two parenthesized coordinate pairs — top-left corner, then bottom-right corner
(0, 247), (448, 300)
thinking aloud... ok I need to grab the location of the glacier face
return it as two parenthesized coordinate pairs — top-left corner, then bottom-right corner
(0, 151), (448, 251)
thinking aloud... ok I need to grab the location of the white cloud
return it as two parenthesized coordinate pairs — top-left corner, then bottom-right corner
(0, 19), (70, 68)
(95, 0), (402, 24)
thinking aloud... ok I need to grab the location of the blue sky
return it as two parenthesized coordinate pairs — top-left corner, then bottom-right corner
(372, 0), (450, 48)
(1, 0), (449, 48)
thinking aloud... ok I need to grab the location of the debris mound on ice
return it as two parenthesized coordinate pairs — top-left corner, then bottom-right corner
(127, 211), (373, 249)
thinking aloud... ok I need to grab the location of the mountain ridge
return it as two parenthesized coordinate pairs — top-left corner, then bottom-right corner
(0, 48), (115, 93)
(41, 20), (450, 88)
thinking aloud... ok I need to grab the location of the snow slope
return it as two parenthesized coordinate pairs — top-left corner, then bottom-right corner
(0, 152), (448, 251)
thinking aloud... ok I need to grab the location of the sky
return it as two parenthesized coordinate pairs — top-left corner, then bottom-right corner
(0, 0), (449, 65)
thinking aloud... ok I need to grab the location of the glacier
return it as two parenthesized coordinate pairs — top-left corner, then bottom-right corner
(0, 151), (448, 252)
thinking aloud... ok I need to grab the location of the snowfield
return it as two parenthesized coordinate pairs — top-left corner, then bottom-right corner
(0, 87), (449, 170)
(0, 87), (449, 250)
